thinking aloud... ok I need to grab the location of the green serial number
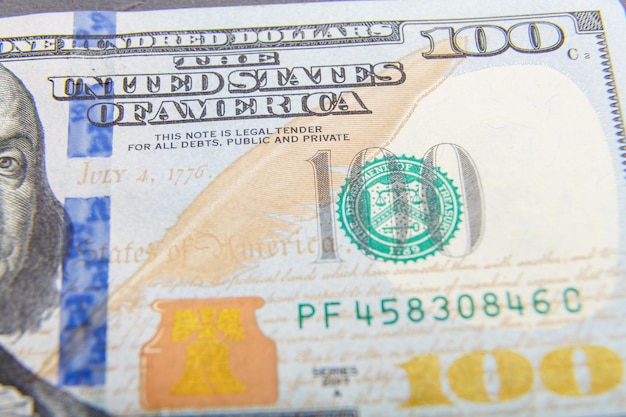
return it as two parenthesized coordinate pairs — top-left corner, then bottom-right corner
(298, 288), (581, 329)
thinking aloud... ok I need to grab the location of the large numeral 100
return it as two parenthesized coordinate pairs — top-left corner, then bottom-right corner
(421, 21), (564, 58)
(308, 143), (484, 261)
(400, 346), (623, 407)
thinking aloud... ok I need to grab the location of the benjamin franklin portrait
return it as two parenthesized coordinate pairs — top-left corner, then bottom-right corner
(0, 64), (109, 417)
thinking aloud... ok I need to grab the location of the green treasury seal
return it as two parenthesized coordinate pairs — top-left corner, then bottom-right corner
(337, 155), (462, 262)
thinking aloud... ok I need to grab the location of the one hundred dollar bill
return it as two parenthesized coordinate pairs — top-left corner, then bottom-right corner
(0, 1), (626, 416)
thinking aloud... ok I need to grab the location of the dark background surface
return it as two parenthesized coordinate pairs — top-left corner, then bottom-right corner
(0, 0), (619, 17)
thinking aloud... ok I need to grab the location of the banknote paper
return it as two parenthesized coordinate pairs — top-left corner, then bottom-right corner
(0, 0), (626, 416)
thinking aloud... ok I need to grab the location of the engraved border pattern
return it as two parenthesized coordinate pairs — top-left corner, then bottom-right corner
(595, 26), (626, 174)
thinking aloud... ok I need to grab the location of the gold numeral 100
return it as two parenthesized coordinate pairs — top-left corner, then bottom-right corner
(400, 346), (623, 407)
